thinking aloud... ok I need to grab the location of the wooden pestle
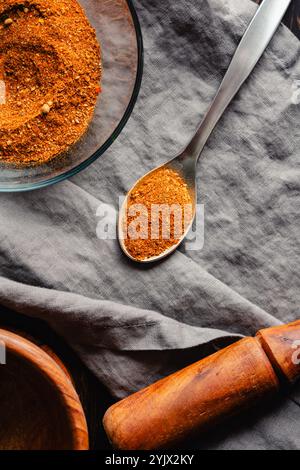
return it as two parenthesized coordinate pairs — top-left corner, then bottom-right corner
(103, 320), (300, 450)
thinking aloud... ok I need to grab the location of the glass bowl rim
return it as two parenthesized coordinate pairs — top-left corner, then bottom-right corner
(0, 0), (144, 193)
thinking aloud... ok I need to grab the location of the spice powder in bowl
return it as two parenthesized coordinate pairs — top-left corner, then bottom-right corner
(0, 0), (101, 166)
(123, 168), (194, 261)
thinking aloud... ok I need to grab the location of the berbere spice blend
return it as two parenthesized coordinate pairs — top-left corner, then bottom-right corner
(123, 168), (193, 261)
(0, 0), (101, 166)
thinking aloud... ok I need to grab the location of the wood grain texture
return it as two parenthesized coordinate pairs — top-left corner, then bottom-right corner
(0, 2), (299, 450)
(0, 328), (89, 450)
(104, 320), (300, 450)
(0, 307), (112, 449)
(103, 337), (280, 450)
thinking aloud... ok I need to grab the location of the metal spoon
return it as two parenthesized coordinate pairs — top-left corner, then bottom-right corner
(119, 0), (291, 263)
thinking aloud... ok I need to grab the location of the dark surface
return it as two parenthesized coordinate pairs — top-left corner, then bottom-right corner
(0, 0), (299, 451)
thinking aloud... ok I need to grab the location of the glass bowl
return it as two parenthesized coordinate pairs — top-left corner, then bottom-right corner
(0, 0), (143, 192)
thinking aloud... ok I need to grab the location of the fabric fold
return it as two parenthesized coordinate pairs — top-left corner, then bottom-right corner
(0, 0), (299, 449)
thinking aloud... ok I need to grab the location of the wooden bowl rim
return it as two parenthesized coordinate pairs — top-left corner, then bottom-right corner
(0, 328), (89, 450)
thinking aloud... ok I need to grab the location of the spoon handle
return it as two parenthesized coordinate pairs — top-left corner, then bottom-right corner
(185, 0), (291, 160)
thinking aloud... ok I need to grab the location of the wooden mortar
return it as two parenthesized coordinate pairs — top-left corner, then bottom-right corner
(103, 320), (300, 450)
(0, 329), (88, 450)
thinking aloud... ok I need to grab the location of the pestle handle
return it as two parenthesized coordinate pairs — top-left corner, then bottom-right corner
(103, 320), (300, 450)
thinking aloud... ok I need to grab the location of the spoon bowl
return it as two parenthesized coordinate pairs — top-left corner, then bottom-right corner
(119, 0), (292, 263)
(118, 158), (197, 264)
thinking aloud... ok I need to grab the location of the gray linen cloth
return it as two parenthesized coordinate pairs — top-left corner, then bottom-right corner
(0, 0), (300, 450)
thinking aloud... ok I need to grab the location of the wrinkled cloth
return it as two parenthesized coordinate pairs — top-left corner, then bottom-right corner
(1, 0), (300, 450)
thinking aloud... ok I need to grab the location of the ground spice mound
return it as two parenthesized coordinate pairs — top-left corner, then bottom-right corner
(123, 168), (193, 261)
(0, 0), (101, 166)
